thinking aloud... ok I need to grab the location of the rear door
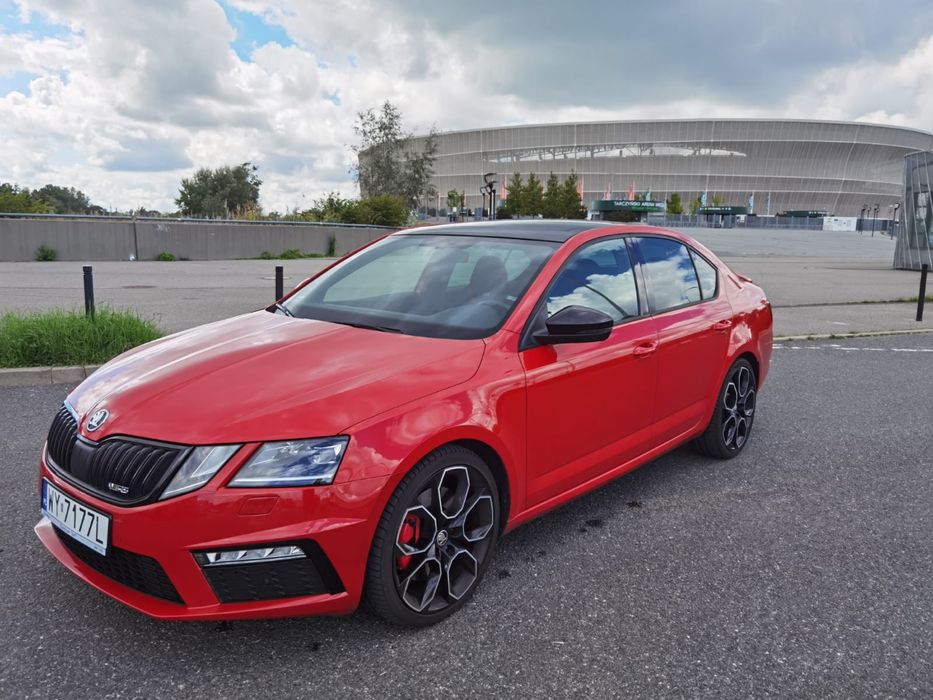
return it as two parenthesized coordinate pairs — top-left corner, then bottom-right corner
(521, 236), (660, 506)
(628, 236), (733, 446)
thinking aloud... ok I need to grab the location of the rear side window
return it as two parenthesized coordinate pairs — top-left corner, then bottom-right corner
(545, 238), (640, 323)
(690, 249), (718, 299)
(631, 237), (701, 312)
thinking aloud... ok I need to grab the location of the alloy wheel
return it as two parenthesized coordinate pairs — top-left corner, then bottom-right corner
(720, 364), (756, 451)
(394, 465), (496, 613)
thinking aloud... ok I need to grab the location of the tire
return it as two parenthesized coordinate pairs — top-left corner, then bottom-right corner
(695, 357), (758, 459)
(363, 445), (500, 626)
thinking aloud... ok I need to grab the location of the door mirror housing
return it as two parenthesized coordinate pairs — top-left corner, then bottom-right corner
(534, 305), (614, 345)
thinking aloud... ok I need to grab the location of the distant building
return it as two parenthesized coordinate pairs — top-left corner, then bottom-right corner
(410, 119), (933, 217)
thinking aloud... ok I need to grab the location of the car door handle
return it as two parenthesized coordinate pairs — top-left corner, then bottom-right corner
(633, 341), (658, 358)
(712, 319), (733, 332)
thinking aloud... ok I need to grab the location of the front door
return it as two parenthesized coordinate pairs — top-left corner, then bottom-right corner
(521, 237), (660, 506)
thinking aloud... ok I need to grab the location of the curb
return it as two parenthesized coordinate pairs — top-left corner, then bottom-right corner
(0, 364), (100, 388)
(774, 328), (933, 342)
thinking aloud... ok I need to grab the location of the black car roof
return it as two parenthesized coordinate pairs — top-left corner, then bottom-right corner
(395, 219), (620, 243)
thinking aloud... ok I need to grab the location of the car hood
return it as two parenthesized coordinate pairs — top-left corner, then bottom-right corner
(67, 311), (484, 444)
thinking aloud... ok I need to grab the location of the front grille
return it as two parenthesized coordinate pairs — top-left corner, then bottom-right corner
(46, 405), (187, 505)
(198, 542), (344, 604)
(55, 527), (183, 604)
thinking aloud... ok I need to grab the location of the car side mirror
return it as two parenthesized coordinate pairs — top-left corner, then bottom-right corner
(534, 305), (613, 345)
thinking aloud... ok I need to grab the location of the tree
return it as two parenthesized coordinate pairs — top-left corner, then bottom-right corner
(689, 196), (702, 214)
(542, 173), (562, 219)
(525, 172), (544, 217)
(558, 172), (587, 219)
(504, 172), (526, 217)
(0, 183), (52, 213)
(666, 193), (684, 215)
(34, 184), (92, 214)
(710, 193), (724, 206)
(175, 162), (262, 218)
(353, 101), (438, 211)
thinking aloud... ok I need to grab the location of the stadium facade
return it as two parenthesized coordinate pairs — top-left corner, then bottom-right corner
(411, 119), (933, 217)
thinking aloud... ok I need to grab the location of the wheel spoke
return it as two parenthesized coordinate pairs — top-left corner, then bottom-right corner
(437, 466), (471, 520)
(401, 556), (442, 612)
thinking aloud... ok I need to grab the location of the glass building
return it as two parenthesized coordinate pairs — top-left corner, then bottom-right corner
(894, 151), (933, 270)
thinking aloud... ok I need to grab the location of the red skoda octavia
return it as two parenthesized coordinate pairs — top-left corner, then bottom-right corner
(36, 221), (772, 626)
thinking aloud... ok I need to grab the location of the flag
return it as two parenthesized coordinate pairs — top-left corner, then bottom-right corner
(577, 176), (584, 200)
(628, 182), (635, 200)
(645, 189), (652, 202)
(604, 181), (612, 200)
(500, 176), (507, 201)
(748, 193), (754, 211)
(700, 191), (708, 206)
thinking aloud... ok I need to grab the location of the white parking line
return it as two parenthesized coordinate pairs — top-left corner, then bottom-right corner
(773, 344), (933, 353)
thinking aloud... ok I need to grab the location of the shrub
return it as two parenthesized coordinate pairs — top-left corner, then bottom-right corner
(279, 249), (303, 259)
(35, 244), (58, 261)
(156, 251), (176, 261)
(0, 308), (162, 368)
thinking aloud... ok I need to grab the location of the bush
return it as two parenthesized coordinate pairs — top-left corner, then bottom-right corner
(155, 251), (176, 261)
(35, 244), (58, 261)
(279, 249), (304, 259)
(0, 308), (162, 368)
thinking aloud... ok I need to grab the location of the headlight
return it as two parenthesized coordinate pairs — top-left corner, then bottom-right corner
(229, 437), (349, 488)
(160, 445), (241, 500)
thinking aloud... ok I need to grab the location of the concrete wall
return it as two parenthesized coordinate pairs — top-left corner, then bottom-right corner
(0, 217), (392, 262)
(0, 218), (136, 261)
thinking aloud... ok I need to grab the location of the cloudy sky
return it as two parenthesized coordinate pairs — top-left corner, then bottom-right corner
(2, 0), (933, 212)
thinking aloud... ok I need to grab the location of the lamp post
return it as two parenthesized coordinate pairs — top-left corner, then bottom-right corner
(859, 205), (866, 234)
(482, 172), (497, 221)
(870, 203), (879, 237)
(892, 203), (901, 238)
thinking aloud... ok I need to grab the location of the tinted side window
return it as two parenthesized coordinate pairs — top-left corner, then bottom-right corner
(632, 237), (701, 312)
(690, 249), (718, 299)
(546, 238), (639, 323)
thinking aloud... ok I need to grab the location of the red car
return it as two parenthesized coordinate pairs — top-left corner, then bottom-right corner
(36, 221), (772, 626)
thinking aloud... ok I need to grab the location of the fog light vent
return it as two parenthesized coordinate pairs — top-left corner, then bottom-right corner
(195, 545), (305, 567)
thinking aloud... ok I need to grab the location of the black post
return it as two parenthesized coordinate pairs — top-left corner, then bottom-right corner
(275, 265), (284, 301)
(917, 264), (929, 322)
(82, 265), (95, 318)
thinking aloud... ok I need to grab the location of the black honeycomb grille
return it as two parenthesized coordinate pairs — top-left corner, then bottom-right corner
(55, 527), (183, 604)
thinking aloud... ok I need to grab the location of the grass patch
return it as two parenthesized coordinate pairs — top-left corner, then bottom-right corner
(257, 249), (326, 260)
(155, 251), (176, 261)
(0, 308), (163, 368)
(35, 244), (58, 261)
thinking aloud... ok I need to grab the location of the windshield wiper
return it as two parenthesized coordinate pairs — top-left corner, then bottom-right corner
(338, 320), (403, 334)
(271, 303), (294, 317)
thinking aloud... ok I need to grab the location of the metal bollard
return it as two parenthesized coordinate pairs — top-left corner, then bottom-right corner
(83, 266), (95, 319)
(917, 264), (928, 322)
(275, 265), (284, 301)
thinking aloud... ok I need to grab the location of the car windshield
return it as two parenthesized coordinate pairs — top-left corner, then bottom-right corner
(279, 233), (558, 339)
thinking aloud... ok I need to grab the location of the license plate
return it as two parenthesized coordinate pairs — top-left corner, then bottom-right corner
(41, 479), (110, 555)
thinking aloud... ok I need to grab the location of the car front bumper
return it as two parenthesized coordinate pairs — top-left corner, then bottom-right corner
(35, 456), (389, 621)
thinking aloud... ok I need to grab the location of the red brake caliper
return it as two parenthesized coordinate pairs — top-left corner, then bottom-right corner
(396, 513), (421, 570)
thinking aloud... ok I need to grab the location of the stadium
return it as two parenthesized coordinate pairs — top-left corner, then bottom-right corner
(411, 119), (933, 217)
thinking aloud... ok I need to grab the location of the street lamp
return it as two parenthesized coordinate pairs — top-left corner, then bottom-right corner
(892, 203), (901, 238)
(870, 203), (880, 237)
(859, 206), (866, 233)
(482, 172), (497, 221)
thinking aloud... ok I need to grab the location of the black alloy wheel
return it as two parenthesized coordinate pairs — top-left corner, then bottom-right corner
(364, 445), (500, 626)
(695, 357), (757, 459)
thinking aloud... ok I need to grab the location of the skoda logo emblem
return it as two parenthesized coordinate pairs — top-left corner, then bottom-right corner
(86, 409), (109, 432)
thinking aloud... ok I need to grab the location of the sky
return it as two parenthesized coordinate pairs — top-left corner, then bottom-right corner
(2, 0), (933, 213)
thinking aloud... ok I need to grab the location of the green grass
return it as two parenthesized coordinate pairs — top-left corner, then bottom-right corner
(0, 308), (163, 368)
(257, 249), (326, 260)
(155, 251), (176, 261)
(35, 244), (58, 261)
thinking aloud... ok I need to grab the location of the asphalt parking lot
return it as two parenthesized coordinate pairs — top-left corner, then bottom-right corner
(2, 333), (932, 698)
